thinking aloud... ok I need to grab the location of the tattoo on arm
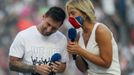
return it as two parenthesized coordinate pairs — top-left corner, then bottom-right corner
(9, 56), (35, 73)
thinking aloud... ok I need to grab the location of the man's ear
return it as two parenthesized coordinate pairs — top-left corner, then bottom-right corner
(43, 14), (48, 18)
(42, 14), (46, 20)
(42, 14), (45, 18)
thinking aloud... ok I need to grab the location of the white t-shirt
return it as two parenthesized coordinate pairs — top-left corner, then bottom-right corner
(9, 26), (69, 75)
(78, 23), (121, 75)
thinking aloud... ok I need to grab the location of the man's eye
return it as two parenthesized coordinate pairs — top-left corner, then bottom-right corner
(47, 23), (51, 26)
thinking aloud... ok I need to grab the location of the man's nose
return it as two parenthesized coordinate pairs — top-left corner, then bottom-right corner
(46, 26), (52, 32)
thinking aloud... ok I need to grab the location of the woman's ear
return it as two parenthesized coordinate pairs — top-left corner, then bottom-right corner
(83, 13), (88, 20)
(84, 14), (91, 22)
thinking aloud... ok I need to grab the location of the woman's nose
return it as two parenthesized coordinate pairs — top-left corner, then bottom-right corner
(69, 14), (74, 17)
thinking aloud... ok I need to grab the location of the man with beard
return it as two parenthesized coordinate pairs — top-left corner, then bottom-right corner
(9, 6), (69, 75)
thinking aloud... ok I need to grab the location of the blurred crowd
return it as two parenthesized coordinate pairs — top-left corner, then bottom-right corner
(0, 0), (134, 75)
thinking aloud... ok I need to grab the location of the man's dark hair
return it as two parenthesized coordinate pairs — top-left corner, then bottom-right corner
(45, 6), (66, 25)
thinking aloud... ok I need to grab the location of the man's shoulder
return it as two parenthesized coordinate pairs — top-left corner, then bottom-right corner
(53, 31), (67, 45)
(55, 31), (66, 38)
(20, 26), (35, 33)
(17, 26), (36, 38)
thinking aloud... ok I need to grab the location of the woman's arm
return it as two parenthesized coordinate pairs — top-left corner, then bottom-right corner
(67, 24), (113, 68)
(78, 24), (113, 68)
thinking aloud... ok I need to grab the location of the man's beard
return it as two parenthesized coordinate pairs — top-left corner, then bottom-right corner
(42, 30), (54, 36)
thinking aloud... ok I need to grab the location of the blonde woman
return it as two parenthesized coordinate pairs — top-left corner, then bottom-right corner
(66, 0), (121, 75)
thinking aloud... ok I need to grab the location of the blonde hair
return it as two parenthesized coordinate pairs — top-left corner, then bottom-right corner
(66, 0), (96, 22)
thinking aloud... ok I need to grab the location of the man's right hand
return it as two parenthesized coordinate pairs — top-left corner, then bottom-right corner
(35, 64), (51, 75)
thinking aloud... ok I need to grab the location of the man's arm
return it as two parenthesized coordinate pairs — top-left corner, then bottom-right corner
(9, 56), (51, 74)
(9, 56), (35, 73)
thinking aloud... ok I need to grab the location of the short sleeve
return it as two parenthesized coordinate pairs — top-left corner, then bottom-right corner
(9, 32), (25, 58)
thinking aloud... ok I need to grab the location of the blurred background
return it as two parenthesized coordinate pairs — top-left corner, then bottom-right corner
(0, 0), (134, 75)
